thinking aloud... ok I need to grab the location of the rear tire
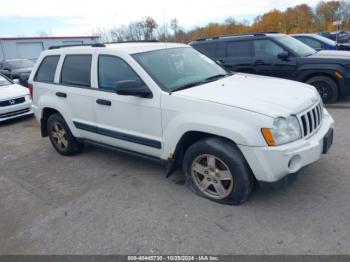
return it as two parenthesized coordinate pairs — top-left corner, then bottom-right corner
(306, 76), (339, 103)
(182, 137), (254, 205)
(47, 113), (83, 156)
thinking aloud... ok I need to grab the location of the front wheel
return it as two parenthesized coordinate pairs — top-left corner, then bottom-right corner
(306, 76), (339, 104)
(182, 137), (254, 205)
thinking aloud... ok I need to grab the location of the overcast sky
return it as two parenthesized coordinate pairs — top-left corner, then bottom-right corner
(0, 0), (323, 36)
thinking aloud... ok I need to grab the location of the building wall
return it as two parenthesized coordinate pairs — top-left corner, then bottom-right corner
(0, 37), (98, 61)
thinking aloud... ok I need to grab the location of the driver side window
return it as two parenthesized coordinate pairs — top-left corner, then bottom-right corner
(253, 39), (284, 57)
(98, 55), (142, 91)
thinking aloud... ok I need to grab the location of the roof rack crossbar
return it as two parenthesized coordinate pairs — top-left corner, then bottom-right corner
(48, 43), (105, 50)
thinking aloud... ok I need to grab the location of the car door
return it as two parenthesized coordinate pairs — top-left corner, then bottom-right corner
(93, 54), (162, 158)
(57, 53), (99, 141)
(252, 39), (297, 79)
(224, 40), (254, 73)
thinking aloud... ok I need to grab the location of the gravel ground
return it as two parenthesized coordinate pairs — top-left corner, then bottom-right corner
(0, 101), (349, 255)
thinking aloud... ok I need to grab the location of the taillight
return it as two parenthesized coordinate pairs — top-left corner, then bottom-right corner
(28, 84), (33, 98)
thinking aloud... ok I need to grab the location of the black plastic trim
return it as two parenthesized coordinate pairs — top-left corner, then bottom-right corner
(79, 138), (161, 161)
(73, 121), (161, 149)
(258, 172), (298, 190)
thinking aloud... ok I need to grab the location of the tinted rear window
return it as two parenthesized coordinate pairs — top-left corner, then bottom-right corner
(227, 41), (252, 57)
(35, 55), (60, 83)
(61, 55), (92, 87)
(193, 42), (226, 58)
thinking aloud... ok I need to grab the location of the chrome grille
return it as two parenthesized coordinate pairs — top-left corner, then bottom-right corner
(298, 102), (323, 138)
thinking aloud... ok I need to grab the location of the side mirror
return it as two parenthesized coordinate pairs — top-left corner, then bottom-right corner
(116, 80), (152, 98)
(277, 51), (290, 60)
(13, 79), (20, 84)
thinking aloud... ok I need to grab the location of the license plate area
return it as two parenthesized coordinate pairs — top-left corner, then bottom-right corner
(322, 128), (333, 154)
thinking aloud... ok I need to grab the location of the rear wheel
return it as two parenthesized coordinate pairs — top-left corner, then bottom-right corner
(306, 76), (339, 103)
(47, 113), (83, 156)
(182, 137), (254, 205)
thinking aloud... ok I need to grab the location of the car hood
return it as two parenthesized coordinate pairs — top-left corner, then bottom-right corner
(174, 73), (320, 118)
(306, 50), (350, 60)
(0, 84), (29, 100)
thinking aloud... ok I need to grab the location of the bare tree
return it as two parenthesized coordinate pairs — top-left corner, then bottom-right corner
(36, 30), (50, 37)
(144, 17), (158, 40)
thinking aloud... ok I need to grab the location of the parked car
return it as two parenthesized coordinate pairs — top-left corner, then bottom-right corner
(327, 31), (350, 44)
(0, 59), (34, 86)
(29, 42), (334, 205)
(292, 33), (350, 51)
(190, 33), (350, 103)
(0, 73), (33, 122)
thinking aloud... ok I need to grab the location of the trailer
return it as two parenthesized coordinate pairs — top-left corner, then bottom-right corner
(0, 36), (99, 61)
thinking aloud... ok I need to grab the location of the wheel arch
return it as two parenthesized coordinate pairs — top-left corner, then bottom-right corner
(302, 72), (340, 90)
(40, 107), (63, 137)
(165, 130), (239, 177)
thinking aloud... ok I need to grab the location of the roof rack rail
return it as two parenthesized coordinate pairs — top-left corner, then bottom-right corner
(195, 32), (280, 41)
(48, 43), (106, 50)
(105, 40), (160, 44)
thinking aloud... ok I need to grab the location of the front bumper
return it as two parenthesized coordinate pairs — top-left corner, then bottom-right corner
(0, 98), (33, 122)
(238, 109), (334, 184)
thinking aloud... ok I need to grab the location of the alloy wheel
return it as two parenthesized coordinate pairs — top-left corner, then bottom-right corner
(191, 154), (234, 199)
(51, 122), (68, 150)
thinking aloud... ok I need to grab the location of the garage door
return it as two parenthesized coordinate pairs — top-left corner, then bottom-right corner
(16, 42), (44, 60)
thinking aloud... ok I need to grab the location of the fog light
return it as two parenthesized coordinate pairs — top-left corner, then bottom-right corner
(288, 155), (302, 172)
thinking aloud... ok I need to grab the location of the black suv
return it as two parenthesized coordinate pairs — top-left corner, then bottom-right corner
(190, 33), (350, 103)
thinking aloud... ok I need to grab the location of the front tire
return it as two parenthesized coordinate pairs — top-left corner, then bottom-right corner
(306, 76), (339, 104)
(182, 137), (254, 205)
(47, 113), (83, 156)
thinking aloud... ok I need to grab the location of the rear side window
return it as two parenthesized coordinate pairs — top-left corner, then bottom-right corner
(35, 55), (60, 83)
(193, 42), (226, 58)
(98, 55), (142, 91)
(61, 55), (92, 87)
(227, 41), (252, 57)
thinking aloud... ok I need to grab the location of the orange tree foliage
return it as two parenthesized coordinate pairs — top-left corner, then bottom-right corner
(186, 1), (350, 42)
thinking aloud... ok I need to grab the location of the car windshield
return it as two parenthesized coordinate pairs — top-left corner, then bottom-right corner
(275, 36), (316, 57)
(0, 75), (12, 86)
(133, 47), (228, 92)
(7, 59), (34, 69)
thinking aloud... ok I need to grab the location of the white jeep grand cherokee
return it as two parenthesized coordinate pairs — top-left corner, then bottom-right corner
(29, 42), (334, 205)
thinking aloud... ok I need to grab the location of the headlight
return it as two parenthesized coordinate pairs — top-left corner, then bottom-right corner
(261, 116), (301, 146)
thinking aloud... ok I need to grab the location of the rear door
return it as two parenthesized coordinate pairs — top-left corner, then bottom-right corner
(224, 40), (254, 73)
(252, 39), (297, 79)
(55, 53), (98, 141)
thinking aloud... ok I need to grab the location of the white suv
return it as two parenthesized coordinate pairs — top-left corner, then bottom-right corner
(29, 42), (334, 205)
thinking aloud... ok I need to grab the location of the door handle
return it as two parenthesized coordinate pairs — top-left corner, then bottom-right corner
(96, 99), (111, 106)
(56, 92), (67, 98)
(254, 60), (265, 65)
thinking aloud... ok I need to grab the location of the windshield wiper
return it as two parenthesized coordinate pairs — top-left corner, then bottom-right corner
(171, 81), (206, 93)
(204, 73), (230, 81)
(171, 73), (232, 93)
